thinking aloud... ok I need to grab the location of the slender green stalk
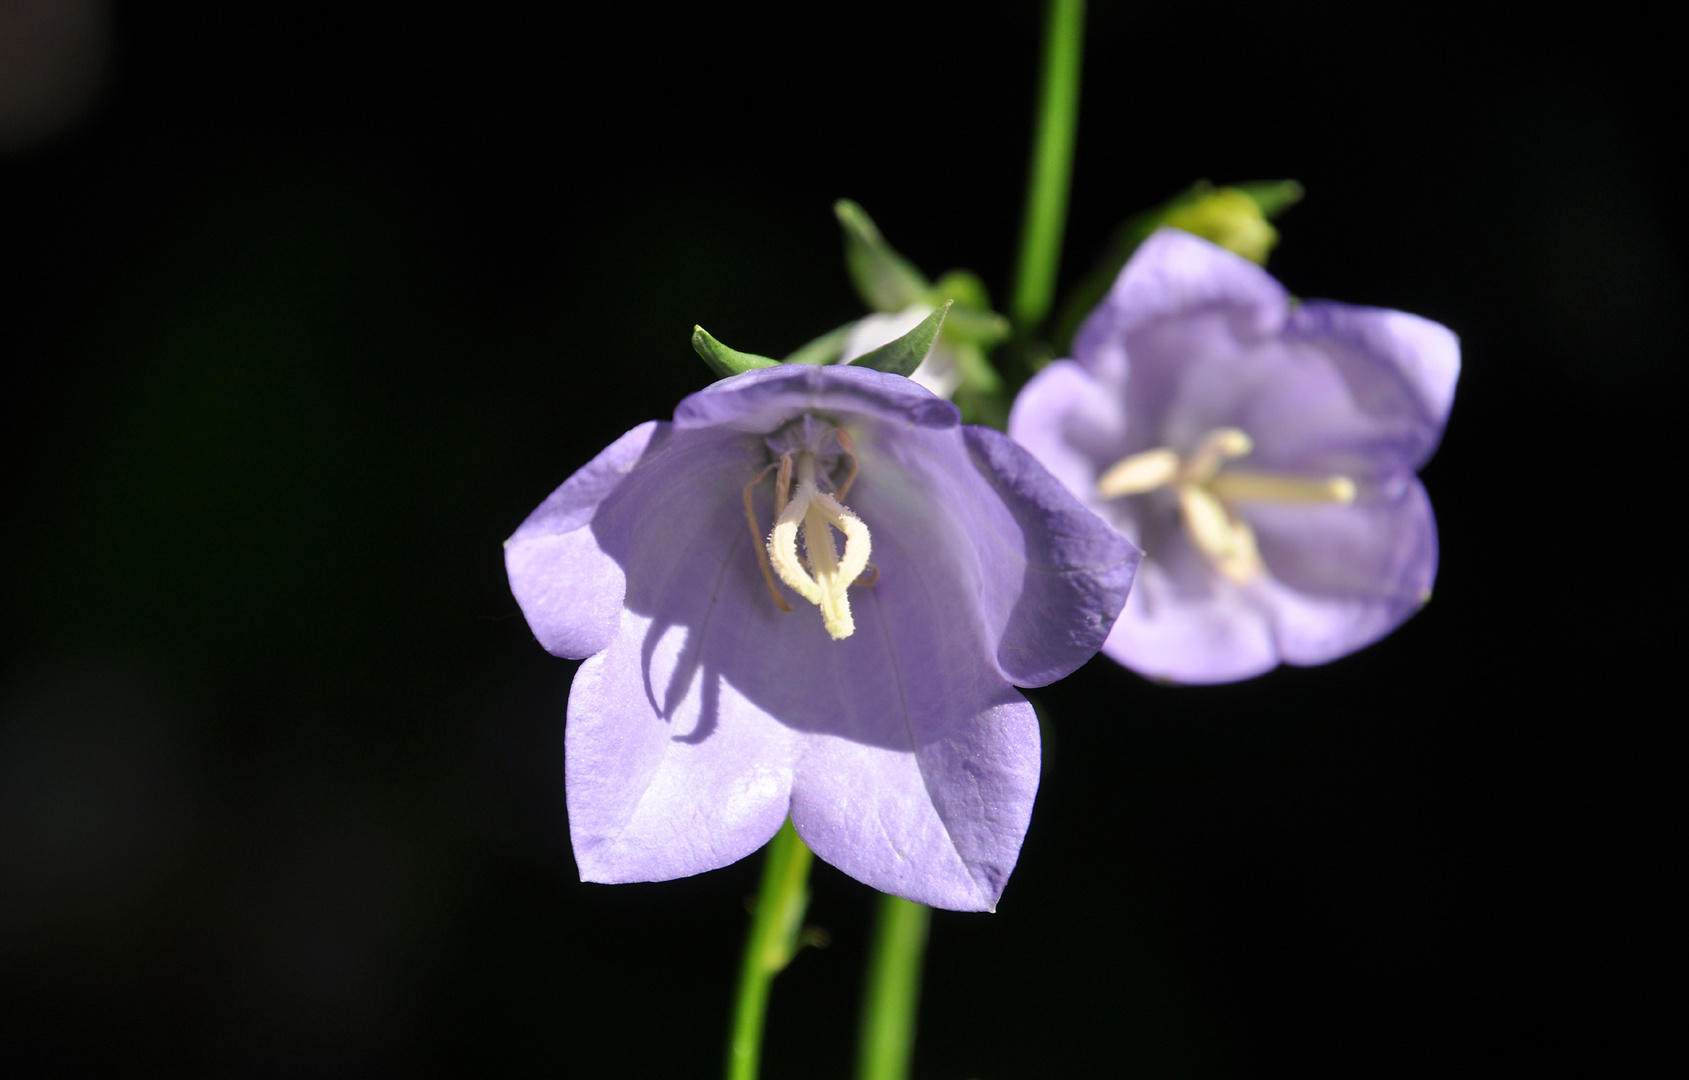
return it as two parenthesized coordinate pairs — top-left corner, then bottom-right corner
(726, 820), (815, 1080)
(1009, 0), (1087, 334)
(855, 894), (932, 1080)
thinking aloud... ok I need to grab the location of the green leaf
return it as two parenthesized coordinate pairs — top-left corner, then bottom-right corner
(692, 325), (780, 379)
(835, 199), (930, 312)
(850, 301), (951, 378)
(783, 321), (856, 366)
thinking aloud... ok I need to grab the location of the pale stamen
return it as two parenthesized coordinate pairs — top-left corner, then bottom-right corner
(1096, 426), (1353, 585)
(767, 451), (872, 640)
(1177, 485), (1264, 584)
(1206, 471), (1356, 504)
(1181, 427), (1253, 484)
(1097, 448), (1180, 498)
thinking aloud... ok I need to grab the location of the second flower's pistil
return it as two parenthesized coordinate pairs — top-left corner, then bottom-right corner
(1096, 427), (1356, 584)
(742, 427), (875, 639)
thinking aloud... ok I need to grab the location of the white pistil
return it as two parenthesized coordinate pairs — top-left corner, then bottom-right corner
(1097, 427), (1355, 585)
(767, 452), (872, 640)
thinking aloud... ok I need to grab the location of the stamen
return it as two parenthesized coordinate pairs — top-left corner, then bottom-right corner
(834, 428), (860, 502)
(774, 453), (792, 517)
(852, 562), (879, 588)
(765, 451), (872, 640)
(1207, 470), (1356, 504)
(1097, 448), (1180, 498)
(813, 490), (871, 591)
(743, 463), (792, 613)
(769, 490), (823, 606)
(1094, 426), (1352, 586)
(1176, 485), (1263, 583)
(1182, 427), (1253, 483)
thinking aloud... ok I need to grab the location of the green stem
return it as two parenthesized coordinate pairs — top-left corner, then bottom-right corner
(855, 894), (932, 1080)
(1009, 0), (1087, 334)
(726, 820), (815, 1080)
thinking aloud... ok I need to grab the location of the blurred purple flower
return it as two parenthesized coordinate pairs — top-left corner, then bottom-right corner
(1010, 228), (1459, 684)
(506, 364), (1137, 910)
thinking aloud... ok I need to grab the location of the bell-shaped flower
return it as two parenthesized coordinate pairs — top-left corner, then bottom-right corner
(505, 364), (1138, 910)
(1010, 228), (1459, 684)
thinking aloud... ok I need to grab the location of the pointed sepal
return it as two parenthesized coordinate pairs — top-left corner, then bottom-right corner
(835, 199), (930, 312)
(693, 325), (780, 379)
(850, 301), (951, 378)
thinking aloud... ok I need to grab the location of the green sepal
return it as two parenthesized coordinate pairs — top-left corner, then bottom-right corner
(924, 269), (1012, 348)
(851, 301), (951, 378)
(692, 325), (780, 379)
(835, 199), (930, 312)
(1050, 179), (1302, 352)
(782, 321), (856, 366)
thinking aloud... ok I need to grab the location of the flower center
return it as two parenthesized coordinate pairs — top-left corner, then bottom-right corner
(741, 424), (874, 640)
(1095, 427), (1356, 584)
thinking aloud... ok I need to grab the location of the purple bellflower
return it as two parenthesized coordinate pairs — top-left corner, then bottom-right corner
(1009, 228), (1459, 684)
(505, 364), (1138, 910)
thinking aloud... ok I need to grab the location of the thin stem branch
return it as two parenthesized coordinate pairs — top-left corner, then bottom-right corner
(1009, 0), (1087, 334)
(854, 894), (932, 1080)
(726, 820), (815, 1080)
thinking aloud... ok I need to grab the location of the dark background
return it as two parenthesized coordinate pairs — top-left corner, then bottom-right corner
(1, 1), (1677, 1075)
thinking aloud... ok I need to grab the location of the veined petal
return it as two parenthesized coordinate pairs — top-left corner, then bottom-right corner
(505, 421), (663, 658)
(1007, 360), (1130, 513)
(1246, 473), (1438, 664)
(785, 517), (1043, 911)
(1285, 301), (1461, 470)
(961, 426), (1141, 686)
(1103, 529), (1279, 684)
(1073, 227), (1290, 390)
(566, 427), (800, 882)
(790, 692), (1039, 913)
(568, 610), (800, 884)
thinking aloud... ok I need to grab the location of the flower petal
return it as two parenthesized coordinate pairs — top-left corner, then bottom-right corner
(566, 611), (801, 884)
(674, 363), (958, 435)
(961, 426), (1140, 686)
(505, 421), (662, 658)
(1284, 301), (1460, 470)
(782, 494), (1044, 910)
(1102, 523), (1280, 684)
(564, 426), (802, 882)
(790, 691), (1039, 913)
(1073, 227), (1289, 391)
(1245, 473), (1438, 664)
(1007, 359), (1129, 513)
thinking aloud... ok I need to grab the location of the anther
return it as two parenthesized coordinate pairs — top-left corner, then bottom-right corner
(743, 462), (792, 613)
(1097, 448), (1180, 498)
(834, 428), (860, 502)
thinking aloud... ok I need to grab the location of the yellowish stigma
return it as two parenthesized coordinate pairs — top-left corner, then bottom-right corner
(763, 450), (872, 640)
(1097, 427), (1356, 584)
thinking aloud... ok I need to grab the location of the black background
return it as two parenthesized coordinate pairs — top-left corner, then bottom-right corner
(1, 2), (1677, 1076)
